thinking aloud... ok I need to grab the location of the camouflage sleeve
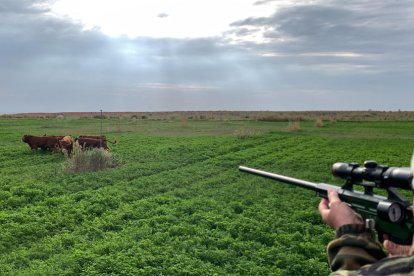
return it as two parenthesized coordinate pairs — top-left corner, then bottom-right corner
(327, 224), (387, 274)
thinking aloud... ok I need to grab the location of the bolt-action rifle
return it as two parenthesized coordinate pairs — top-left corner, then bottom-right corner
(239, 161), (414, 245)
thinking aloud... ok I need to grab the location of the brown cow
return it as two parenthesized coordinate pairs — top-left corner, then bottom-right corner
(75, 137), (109, 150)
(47, 135), (66, 152)
(22, 135), (60, 151)
(79, 135), (106, 140)
(58, 136), (73, 156)
(79, 135), (117, 145)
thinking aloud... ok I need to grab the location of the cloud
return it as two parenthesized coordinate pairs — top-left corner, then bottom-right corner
(0, 0), (51, 14)
(228, 1), (414, 74)
(0, 0), (413, 112)
(0, 1), (257, 112)
(157, 13), (169, 18)
(132, 83), (219, 91)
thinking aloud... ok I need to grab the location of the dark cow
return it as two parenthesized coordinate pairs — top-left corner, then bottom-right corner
(75, 137), (109, 150)
(44, 134), (65, 139)
(22, 135), (60, 151)
(58, 136), (73, 156)
(79, 135), (117, 145)
(79, 135), (107, 140)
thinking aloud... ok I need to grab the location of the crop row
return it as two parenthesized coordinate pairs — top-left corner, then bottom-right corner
(1, 119), (414, 274)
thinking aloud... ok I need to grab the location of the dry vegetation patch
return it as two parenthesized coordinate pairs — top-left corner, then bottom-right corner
(287, 121), (301, 132)
(63, 144), (120, 173)
(314, 118), (324, 128)
(234, 128), (260, 139)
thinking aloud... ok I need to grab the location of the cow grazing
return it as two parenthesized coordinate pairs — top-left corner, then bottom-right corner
(79, 135), (106, 140)
(75, 137), (109, 150)
(79, 135), (117, 145)
(43, 134), (65, 139)
(58, 136), (73, 156)
(22, 135), (60, 151)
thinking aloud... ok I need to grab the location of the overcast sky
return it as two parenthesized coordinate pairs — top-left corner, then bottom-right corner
(1, 0), (414, 113)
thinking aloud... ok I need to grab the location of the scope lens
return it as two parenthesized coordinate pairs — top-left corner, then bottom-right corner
(332, 162), (363, 181)
(383, 167), (413, 190)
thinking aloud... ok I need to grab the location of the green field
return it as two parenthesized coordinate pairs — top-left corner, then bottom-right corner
(1, 115), (413, 275)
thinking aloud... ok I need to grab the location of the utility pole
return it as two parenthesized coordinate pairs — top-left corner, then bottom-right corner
(100, 109), (103, 148)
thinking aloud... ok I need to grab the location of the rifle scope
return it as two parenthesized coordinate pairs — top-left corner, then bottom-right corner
(332, 160), (413, 190)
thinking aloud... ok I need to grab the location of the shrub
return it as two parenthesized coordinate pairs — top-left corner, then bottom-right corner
(180, 116), (188, 127)
(314, 118), (324, 128)
(234, 129), (259, 139)
(287, 121), (300, 132)
(63, 144), (120, 173)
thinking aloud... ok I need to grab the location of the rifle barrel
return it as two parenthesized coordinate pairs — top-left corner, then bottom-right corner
(239, 166), (320, 190)
(239, 166), (379, 200)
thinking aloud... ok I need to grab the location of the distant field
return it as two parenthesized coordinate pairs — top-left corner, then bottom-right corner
(1, 114), (414, 275)
(4, 110), (414, 121)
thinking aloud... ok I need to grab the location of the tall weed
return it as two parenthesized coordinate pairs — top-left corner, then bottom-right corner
(63, 143), (119, 173)
(234, 129), (260, 139)
(287, 121), (301, 132)
(314, 118), (324, 128)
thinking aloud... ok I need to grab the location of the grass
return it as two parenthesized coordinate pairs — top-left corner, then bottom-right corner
(1, 113), (414, 275)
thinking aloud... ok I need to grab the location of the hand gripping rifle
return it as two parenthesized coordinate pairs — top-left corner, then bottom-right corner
(239, 161), (414, 245)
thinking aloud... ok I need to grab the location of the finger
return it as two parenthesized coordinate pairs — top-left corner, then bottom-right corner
(319, 198), (330, 219)
(319, 198), (329, 209)
(383, 240), (395, 251)
(384, 239), (411, 256)
(327, 189), (341, 205)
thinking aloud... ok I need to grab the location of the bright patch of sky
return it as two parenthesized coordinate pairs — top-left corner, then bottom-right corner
(50, 0), (273, 39)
